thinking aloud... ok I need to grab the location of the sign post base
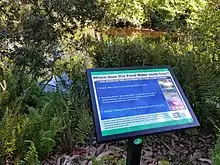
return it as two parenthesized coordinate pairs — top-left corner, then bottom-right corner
(126, 137), (143, 165)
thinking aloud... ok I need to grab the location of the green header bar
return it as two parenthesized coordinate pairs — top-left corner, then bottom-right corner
(91, 68), (169, 75)
(102, 118), (193, 136)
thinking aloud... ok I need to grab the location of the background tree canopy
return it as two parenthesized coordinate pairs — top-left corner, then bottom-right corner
(104, 0), (206, 30)
(0, 0), (105, 79)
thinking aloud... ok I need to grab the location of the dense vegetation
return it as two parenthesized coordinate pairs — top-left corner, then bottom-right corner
(0, 0), (220, 164)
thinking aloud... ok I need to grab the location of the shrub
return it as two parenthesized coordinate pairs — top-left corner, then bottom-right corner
(92, 37), (220, 129)
(0, 60), (93, 162)
(23, 78), (92, 158)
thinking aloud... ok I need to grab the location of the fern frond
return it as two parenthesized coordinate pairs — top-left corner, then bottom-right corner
(75, 109), (92, 145)
(23, 140), (40, 165)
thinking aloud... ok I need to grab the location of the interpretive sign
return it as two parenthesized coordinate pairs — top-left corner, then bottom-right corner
(87, 66), (199, 143)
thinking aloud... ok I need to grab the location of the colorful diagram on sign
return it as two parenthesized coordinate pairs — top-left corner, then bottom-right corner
(90, 68), (194, 136)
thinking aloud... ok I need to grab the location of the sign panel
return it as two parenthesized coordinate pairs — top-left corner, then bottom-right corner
(87, 66), (199, 143)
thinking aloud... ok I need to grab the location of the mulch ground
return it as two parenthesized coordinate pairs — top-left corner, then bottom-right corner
(42, 129), (215, 165)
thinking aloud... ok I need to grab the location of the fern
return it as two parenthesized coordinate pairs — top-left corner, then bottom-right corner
(39, 130), (56, 155)
(75, 109), (92, 145)
(24, 101), (63, 157)
(213, 135), (220, 165)
(0, 97), (26, 164)
(22, 140), (40, 165)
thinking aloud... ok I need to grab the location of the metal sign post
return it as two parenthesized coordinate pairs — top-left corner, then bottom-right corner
(126, 137), (143, 165)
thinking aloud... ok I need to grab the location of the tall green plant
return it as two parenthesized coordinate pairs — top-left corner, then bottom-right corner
(0, 96), (26, 164)
(58, 85), (93, 151)
(20, 140), (40, 165)
(24, 95), (64, 157)
(23, 84), (93, 157)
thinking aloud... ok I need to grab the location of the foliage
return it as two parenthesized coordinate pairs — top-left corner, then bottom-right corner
(50, 87), (92, 152)
(104, 0), (205, 31)
(0, 59), (92, 163)
(24, 96), (63, 157)
(0, 96), (26, 164)
(0, 0), (100, 161)
(143, 0), (206, 31)
(20, 140), (40, 165)
(0, 0), (105, 80)
(92, 36), (220, 129)
(188, 0), (220, 70)
(213, 135), (220, 165)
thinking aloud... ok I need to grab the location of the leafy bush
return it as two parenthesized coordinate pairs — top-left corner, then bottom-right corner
(0, 59), (92, 163)
(92, 36), (220, 129)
